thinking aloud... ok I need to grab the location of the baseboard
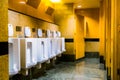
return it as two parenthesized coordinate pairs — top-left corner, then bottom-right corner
(59, 54), (76, 62)
(76, 57), (85, 61)
(32, 63), (47, 79)
(85, 52), (99, 58)
(103, 60), (106, 70)
(100, 56), (104, 63)
(10, 68), (33, 80)
(107, 67), (111, 80)
(0, 42), (8, 56)
(46, 59), (55, 70)
(107, 76), (111, 80)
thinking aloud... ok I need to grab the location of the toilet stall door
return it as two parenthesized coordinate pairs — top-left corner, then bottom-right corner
(115, 0), (120, 79)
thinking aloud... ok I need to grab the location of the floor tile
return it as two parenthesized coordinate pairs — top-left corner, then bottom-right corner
(34, 58), (106, 80)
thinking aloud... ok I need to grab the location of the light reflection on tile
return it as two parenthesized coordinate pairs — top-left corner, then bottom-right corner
(34, 58), (106, 80)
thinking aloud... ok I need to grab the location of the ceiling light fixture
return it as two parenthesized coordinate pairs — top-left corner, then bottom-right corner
(77, 5), (82, 8)
(19, 1), (26, 4)
(50, 0), (61, 3)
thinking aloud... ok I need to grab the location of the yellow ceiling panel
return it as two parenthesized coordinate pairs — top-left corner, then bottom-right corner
(62, 0), (100, 8)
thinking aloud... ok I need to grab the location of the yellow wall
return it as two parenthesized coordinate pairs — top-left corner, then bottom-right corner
(54, 3), (75, 55)
(8, 10), (59, 38)
(85, 42), (99, 52)
(55, 3), (74, 38)
(75, 8), (99, 38)
(0, 55), (8, 80)
(99, 0), (106, 57)
(0, 0), (8, 42)
(75, 8), (99, 53)
(9, 0), (54, 22)
(57, 15), (75, 38)
(75, 15), (85, 59)
(112, 0), (120, 79)
(0, 0), (9, 80)
(111, 0), (117, 79)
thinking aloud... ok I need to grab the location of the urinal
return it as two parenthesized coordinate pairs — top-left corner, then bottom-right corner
(56, 38), (62, 55)
(61, 38), (66, 52)
(51, 38), (58, 57)
(9, 38), (20, 76)
(47, 38), (55, 59)
(37, 28), (49, 63)
(37, 38), (49, 63)
(20, 38), (37, 69)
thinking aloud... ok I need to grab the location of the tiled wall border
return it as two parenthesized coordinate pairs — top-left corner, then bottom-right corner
(0, 42), (8, 56)
(65, 38), (74, 43)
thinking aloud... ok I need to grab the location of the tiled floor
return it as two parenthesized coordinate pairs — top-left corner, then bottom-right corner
(34, 58), (106, 80)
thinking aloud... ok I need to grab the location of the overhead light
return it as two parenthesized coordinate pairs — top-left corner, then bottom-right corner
(77, 5), (82, 8)
(50, 0), (61, 3)
(19, 1), (26, 4)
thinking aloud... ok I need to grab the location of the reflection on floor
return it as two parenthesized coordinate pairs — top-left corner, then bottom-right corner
(34, 58), (106, 80)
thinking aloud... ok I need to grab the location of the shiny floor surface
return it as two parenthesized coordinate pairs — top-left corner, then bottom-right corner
(34, 58), (106, 80)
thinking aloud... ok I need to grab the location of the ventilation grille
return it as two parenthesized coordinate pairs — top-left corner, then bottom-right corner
(45, 7), (54, 16)
(26, 0), (41, 9)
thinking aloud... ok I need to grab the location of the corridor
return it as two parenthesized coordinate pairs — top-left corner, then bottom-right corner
(35, 58), (106, 80)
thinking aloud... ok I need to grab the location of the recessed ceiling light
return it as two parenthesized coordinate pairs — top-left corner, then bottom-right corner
(77, 5), (82, 8)
(19, 1), (26, 4)
(50, 0), (61, 3)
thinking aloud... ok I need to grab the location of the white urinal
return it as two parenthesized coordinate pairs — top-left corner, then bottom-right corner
(37, 38), (48, 63)
(47, 38), (55, 59)
(51, 38), (58, 57)
(61, 38), (66, 52)
(20, 38), (37, 69)
(56, 38), (62, 55)
(9, 38), (20, 76)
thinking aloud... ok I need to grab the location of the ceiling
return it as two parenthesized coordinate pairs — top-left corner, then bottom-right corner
(61, 0), (100, 9)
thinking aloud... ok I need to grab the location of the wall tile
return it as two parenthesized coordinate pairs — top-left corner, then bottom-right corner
(0, 55), (9, 80)
(0, 0), (8, 42)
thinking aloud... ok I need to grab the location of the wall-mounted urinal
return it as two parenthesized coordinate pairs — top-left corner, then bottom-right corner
(51, 38), (58, 57)
(56, 38), (62, 55)
(20, 27), (37, 75)
(37, 38), (49, 63)
(37, 29), (48, 63)
(8, 24), (21, 76)
(9, 38), (20, 76)
(46, 38), (55, 59)
(61, 38), (66, 52)
(46, 30), (53, 59)
(20, 38), (37, 69)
